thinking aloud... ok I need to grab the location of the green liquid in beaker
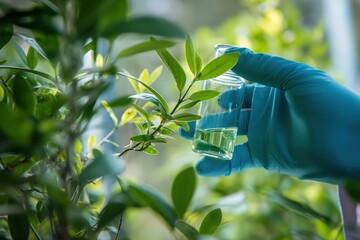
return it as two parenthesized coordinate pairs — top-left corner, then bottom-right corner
(192, 127), (237, 160)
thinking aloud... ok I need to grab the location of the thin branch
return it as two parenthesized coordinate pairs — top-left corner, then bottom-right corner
(115, 213), (123, 240)
(30, 222), (42, 240)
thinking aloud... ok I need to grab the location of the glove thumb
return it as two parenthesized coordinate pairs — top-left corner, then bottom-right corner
(195, 143), (259, 176)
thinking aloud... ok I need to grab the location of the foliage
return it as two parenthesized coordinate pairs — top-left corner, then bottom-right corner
(0, 0), (237, 239)
(0, 0), (355, 239)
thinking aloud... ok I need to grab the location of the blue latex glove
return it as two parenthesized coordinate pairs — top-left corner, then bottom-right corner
(180, 48), (360, 184)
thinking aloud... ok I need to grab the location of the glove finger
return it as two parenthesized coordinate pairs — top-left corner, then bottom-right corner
(195, 143), (255, 176)
(225, 47), (329, 90)
(217, 84), (255, 109)
(179, 121), (196, 140)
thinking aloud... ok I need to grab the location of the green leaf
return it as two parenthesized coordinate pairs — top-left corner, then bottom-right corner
(129, 93), (167, 112)
(148, 66), (163, 85)
(97, 195), (127, 230)
(26, 46), (38, 69)
(103, 16), (186, 38)
(0, 65), (55, 82)
(119, 72), (169, 112)
(120, 107), (136, 126)
(130, 134), (155, 142)
(79, 149), (125, 186)
(13, 75), (36, 114)
(171, 166), (196, 219)
(174, 121), (190, 132)
(0, 23), (13, 49)
(267, 191), (334, 226)
(117, 39), (175, 58)
(127, 182), (177, 228)
(0, 6), (58, 34)
(0, 103), (33, 147)
(185, 35), (197, 75)
(155, 46), (186, 92)
(83, 40), (95, 54)
(8, 214), (30, 240)
(196, 52), (240, 81)
(101, 100), (118, 126)
(8, 213), (30, 240)
(189, 90), (220, 101)
(0, 85), (4, 102)
(33, 31), (59, 63)
(199, 208), (222, 235)
(16, 33), (48, 60)
(144, 145), (159, 155)
(108, 96), (133, 108)
(173, 113), (201, 121)
(132, 104), (150, 123)
(195, 53), (202, 76)
(345, 179), (360, 203)
(179, 101), (200, 110)
(176, 220), (199, 240)
(78, 0), (128, 38)
(12, 42), (27, 66)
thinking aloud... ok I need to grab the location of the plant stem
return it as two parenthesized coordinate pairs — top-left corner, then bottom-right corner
(116, 73), (198, 158)
(115, 213), (123, 240)
(171, 79), (195, 114)
(30, 222), (42, 240)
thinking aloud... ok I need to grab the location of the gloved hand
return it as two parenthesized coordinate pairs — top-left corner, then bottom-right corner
(180, 47), (360, 184)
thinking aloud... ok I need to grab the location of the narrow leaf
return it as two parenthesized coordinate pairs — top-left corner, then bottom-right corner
(196, 52), (240, 81)
(195, 53), (202, 76)
(79, 149), (125, 186)
(138, 69), (149, 93)
(120, 107), (136, 125)
(13, 75), (36, 114)
(176, 220), (199, 240)
(129, 93), (166, 112)
(132, 104), (150, 123)
(144, 145), (159, 155)
(108, 96), (133, 108)
(268, 191), (334, 226)
(130, 134), (155, 142)
(179, 101), (199, 110)
(16, 33), (48, 60)
(12, 42), (27, 66)
(127, 182), (177, 228)
(171, 166), (196, 218)
(185, 35), (196, 75)
(101, 100), (118, 126)
(119, 72), (169, 112)
(189, 90), (220, 101)
(148, 66), (163, 85)
(97, 195), (127, 230)
(199, 208), (222, 235)
(155, 45), (186, 92)
(8, 213), (30, 240)
(0, 65), (55, 82)
(174, 121), (190, 132)
(87, 135), (97, 150)
(117, 39), (175, 58)
(0, 24), (13, 49)
(104, 16), (186, 38)
(0, 85), (4, 101)
(26, 46), (38, 69)
(173, 113), (201, 121)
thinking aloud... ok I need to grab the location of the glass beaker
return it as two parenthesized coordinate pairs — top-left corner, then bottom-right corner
(192, 44), (245, 160)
